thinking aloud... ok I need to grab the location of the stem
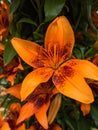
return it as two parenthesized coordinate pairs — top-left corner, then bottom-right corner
(30, 0), (38, 12)
(74, 13), (81, 31)
(87, 2), (98, 35)
(34, 0), (43, 23)
(35, 22), (45, 32)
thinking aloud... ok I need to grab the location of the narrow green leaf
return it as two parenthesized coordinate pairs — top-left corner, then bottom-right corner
(44, 0), (66, 22)
(9, 22), (16, 36)
(91, 103), (98, 127)
(17, 18), (37, 27)
(77, 116), (90, 130)
(73, 48), (82, 59)
(4, 41), (16, 66)
(10, 0), (21, 15)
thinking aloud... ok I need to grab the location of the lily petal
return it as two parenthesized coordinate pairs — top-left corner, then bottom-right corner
(6, 84), (21, 99)
(21, 67), (53, 101)
(52, 63), (94, 103)
(80, 103), (90, 116)
(66, 59), (98, 80)
(35, 101), (50, 129)
(0, 122), (11, 130)
(17, 102), (35, 125)
(11, 38), (49, 68)
(45, 16), (74, 61)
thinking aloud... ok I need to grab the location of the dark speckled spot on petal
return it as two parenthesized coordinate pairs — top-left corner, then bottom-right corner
(53, 65), (75, 86)
(35, 97), (45, 109)
(32, 57), (44, 68)
(62, 65), (74, 77)
(52, 74), (64, 86)
(26, 93), (37, 102)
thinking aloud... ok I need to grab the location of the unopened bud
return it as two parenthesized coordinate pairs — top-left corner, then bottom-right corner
(48, 94), (61, 124)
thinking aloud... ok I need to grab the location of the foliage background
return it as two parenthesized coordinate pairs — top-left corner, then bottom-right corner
(0, 0), (98, 130)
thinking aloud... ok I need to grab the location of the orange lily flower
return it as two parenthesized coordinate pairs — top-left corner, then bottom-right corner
(0, 1), (9, 41)
(11, 16), (98, 104)
(0, 44), (23, 85)
(6, 82), (59, 129)
(10, 16), (98, 125)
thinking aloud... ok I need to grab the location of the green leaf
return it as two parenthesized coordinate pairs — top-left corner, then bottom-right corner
(81, 1), (98, 35)
(17, 18), (37, 27)
(33, 32), (43, 40)
(9, 22), (16, 36)
(73, 48), (82, 59)
(77, 116), (90, 130)
(44, 0), (66, 22)
(10, 0), (21, 15)
(4, 41), (16, 66)
(91, 103), (98, 127)
(64, 113), (76, 130)
(85, 47), (98, 58)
